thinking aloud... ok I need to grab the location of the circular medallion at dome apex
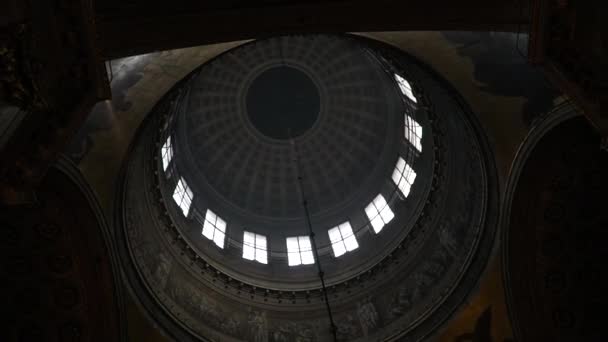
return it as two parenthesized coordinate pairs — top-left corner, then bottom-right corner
(178, 35), (401, 220)
(246, 66), (320, 139)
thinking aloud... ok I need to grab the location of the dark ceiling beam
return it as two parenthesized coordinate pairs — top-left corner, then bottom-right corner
(95, 0), (529, 59)
(0, 0), (109, 204)
(528, 0), (608, 138)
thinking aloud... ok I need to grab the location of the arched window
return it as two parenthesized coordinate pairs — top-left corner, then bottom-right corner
(161, 136), (173, 171)
(243, 231), (268, 264)
(286, 236), (314, 266)
(365, 194), (395, 233)
(404, 114), (423, 152)
(328, 222), (358, 257)
(394, 73), (417, 103)
(172, 177), (193, 216)
(202, 210), (226, 248)
(392, 157), (417, 198)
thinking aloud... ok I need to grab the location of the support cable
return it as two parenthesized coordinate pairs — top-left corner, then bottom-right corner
(289, 133), (338, 342)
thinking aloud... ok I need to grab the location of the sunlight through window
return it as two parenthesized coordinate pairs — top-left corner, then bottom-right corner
(328, 222), (359, 257)
(365, 194), (395, 233)
(243, 231), (268, 264)
(172, 177), (193, 216)
(392, 157), (417, 198)
(286, 236), (314, 266)
(202, 209), (227, 248)
(394, 73), (417, 103)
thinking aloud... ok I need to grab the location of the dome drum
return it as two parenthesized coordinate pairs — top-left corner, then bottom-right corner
(117, 34), (499, 342)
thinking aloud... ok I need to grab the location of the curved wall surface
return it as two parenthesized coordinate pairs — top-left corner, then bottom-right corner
(502, 104), (608, 342)
(1, 158), (127, 342)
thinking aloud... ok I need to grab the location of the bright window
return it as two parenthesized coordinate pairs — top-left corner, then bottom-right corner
(392, 157), (417, 198)
(172, 177), (193, 216)
(286, 236), (314, 266)
(243, 231), (267, 264)
(202, 209), (226, 248)
(365, 194), (395, 233)
(405, 115), (423, 152)
(328, 222), (358, 257)
(161, 136), (173, 171)
(394, 73), (417, 103)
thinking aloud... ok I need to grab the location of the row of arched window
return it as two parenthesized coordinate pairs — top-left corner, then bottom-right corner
(161, 73), (422, 266)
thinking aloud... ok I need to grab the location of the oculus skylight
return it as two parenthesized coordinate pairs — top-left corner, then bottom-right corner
(202, 209), (227, 248)
(286, 236), (315, 266)
(328, 222), (359, 257)
(365, 194), (395, 234)
(243, 231), (268, 264)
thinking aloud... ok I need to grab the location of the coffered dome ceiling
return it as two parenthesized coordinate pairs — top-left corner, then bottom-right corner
(116, 34), (499, 342)
(178, 35), (399, 220)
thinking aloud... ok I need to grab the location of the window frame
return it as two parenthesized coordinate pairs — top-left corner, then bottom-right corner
(404, 114), (423, 152)
(392, 157), (417, 198)
(243, 231), (268, 264)
(286, 236), (315, 266)
(161, 136), (173, 171)
(172, 177), (193, 217)
(364, 194), (395, 234)
(328, 222), (359, 257)
(394, 73), (418, 103)
(202, 209), (227, 249)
